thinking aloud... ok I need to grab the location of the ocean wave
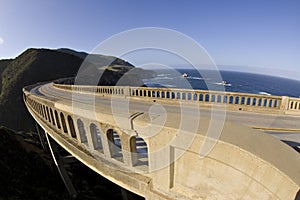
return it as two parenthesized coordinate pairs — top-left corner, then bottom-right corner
(152, 76), (174, 80)
(215, 82), (232, 86)
(186, 76), (207, 80)
(157, 74), (172, 77)
(259, 91), (271, 96)
(162, 84), (176, 88)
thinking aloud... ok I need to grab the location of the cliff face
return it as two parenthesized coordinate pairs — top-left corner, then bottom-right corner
(0, 48), (149, 199)
(0, 48), (150, 131)
(0, 126), (68, 199)
(0, 126), (127, 200)
(0, 48), (85, 131)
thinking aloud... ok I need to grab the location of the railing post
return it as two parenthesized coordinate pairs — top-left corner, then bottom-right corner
(123, 86), (130, 98)
(280, 96), (290, 114)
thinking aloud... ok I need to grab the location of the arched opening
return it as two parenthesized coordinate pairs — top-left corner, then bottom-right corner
(223, 95), (228, 103)
(54, 110), (61, 129)
(193, 93), (197, 101)
(235, 96), (240, 104)
(107, 129), (123, 162)
(258, 98), (262, 106)
(77, 119), (87, 144)
(217, 95), (222, 103)
(43, 105), (47, 120)
(182, 93), (186, 100)
(171, 92), (175, 99)
(60, 113), (68, 133)
(211, 95), (216, 102)
(130, 136), (148, 166)
(229, 96), (234, 104)
(199, 94), (204, 101)
(50, 108), (55, 126)
(187, 93), (192, 100)
(90, 123), (103, 152)
(46, 107), (51, 123)
(247, 97), (251, 105)
(269, 99), (273, 107)
(166, 92), (170, 99)
(67, 116), (77, 139)
(290, 101), (294, 109)
(263, 99), (268, 107)
(241, 97), (245, 105)
(152, 91), (156, 97)
(205, 94), (210, 102)
(273, 99), (278, 108)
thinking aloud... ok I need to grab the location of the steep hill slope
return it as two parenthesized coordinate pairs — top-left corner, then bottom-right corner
(0, 126), (126, 199)
(0, 48), (85, 131)
(0, 59), (13, 94)
(0, 48), (147, 131)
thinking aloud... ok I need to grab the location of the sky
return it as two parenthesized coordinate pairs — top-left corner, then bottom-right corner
(0, 0), (299, 80)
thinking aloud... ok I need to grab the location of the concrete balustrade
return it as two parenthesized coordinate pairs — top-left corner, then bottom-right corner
(53, 83), (300, 115)
(289, 98), (300, 110)
(23, 91), (148, 168)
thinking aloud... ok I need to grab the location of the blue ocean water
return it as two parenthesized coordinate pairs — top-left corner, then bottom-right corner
(143, 69), (300, 98)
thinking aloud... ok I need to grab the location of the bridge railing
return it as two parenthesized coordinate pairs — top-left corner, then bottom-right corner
(53, 83), (300, 114)
(129, 87), (282, 109)
(53, 84), (126, 96)
(288, 97), (300, 111)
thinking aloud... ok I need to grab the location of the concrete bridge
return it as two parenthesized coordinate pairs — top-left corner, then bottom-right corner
(23, 81), (300, 200)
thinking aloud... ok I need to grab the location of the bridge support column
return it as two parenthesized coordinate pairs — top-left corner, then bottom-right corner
(45, 132), (77, 198)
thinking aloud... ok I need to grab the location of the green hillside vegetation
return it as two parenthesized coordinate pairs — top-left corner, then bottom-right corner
(0, 47), (151, 199)
(0, 59), (13, 94)
(0, 48), (85, 131)
(0, 126), (68, 199)
(0, 126), (125, 199)
(0, 48), (152, 131)
(0, 59), (12, 74)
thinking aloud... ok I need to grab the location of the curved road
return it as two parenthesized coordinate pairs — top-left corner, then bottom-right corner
(35, 83), (300, 150)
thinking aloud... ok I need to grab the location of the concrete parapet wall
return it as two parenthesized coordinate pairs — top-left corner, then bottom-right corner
(52, 83), (300, 115)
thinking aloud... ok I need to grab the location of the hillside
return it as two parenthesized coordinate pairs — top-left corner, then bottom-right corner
(0, 126), (68, 199)
(0, 126), (126, 199)
(0, 48), (150, 131)
(0, 59), (13, 94)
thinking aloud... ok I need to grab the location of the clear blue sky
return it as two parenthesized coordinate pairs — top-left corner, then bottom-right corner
(0, 0), (299, 79)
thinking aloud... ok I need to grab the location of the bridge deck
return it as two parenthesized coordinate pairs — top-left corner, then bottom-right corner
(40, 83), (300, 145)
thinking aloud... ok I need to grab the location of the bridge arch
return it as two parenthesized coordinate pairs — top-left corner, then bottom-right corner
(50, 108), (55, 126)
(54, 110), (61, 129)
(77, 119), (87, 144)
(90, 123), (103, 152)
(107, 129), (123, 162)
(60, 112), (68, 133)
(46, 107), (51, 122)
(42, 105), (47, 120)
(130, 136), (148, 166)
(67, 115), (77, 139)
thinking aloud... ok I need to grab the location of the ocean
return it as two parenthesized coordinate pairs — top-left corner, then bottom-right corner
(142, 69), (300, 98)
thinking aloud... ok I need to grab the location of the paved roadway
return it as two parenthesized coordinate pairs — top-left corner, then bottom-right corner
(35, 83), (300, 151)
